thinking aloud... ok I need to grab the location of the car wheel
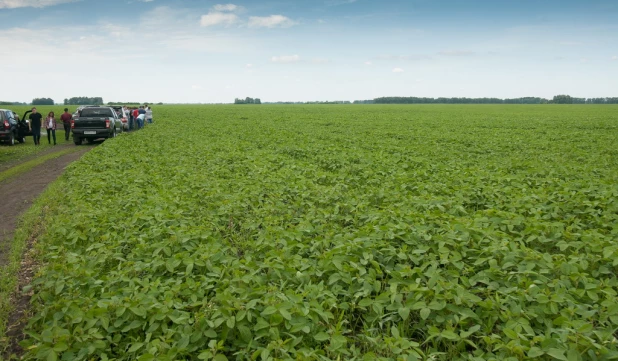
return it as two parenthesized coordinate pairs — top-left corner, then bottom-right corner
(19, 136), (25, 144)
(8, 133), (15, 146)
(74, 138), (82, 146)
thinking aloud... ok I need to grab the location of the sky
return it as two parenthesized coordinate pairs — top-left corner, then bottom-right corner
(0, 0), (617, 104)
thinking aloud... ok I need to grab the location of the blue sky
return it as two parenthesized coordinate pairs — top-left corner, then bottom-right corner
(0, 0), (617, 103)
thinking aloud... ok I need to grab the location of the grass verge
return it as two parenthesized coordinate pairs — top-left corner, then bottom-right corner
(0, 181), (64, 358)
(0, 131), (70, 166)
(0, 147), (77, 183)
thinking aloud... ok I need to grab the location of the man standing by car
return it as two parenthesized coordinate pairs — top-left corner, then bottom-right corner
(29, 107), (42, 145)
(60, 108), (72, 141)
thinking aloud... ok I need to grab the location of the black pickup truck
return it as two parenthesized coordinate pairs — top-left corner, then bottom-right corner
(72, 106), (123, 145)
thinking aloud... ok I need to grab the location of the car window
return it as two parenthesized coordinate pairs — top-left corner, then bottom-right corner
(6, 111), (14, 120)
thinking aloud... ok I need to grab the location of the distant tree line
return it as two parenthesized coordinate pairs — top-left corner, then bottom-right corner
(0, 101), (27, 105)
(64, 97), (104, 105)
(234, 97), (262, 104)
(32, 98), (54, 105)
(549, 95), (618, 104)
(370, 95), (618, 104)
(263, 100), (354, 104)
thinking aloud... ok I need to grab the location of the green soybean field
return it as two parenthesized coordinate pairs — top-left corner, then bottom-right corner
(18, 105), (618, 361)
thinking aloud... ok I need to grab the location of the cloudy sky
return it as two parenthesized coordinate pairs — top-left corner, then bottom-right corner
(0, 0), (617, 103)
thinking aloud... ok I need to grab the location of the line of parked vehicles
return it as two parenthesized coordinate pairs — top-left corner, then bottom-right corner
(0, 105), (129, 146)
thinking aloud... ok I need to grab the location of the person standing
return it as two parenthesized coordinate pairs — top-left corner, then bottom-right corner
(131, 107), (139, 130)
(145, 106), (153, 124)
(29, 107), (43, 146)
(60, 108), (72, 141)
(45, 111), (57, 145)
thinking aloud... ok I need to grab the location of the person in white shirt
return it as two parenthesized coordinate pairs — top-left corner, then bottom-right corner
(136, 113), (146, 129)
(145, 106), (153, 124)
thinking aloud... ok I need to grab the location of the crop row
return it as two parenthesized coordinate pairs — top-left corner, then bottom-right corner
(21, 105), (618, 360)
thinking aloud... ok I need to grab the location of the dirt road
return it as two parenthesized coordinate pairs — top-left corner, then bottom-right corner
(0, 144), (92, 357)
(0, 146), (91, 265)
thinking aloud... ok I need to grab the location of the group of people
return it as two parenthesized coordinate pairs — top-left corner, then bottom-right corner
(123, 105), (153, 131)
(26, 105), (153, 146)
(26, 107), (73, 146)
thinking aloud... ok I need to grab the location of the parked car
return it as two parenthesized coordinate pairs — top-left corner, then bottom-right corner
(109, 106), (129, 130)
(0, 109), (20, 145)
(72, 106), (123, 145)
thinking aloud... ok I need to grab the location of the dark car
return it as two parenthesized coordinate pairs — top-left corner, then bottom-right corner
(72, 106), (123, 145)
(0, 109), (20, 145)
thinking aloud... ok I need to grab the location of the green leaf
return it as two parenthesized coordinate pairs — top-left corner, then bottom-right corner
(47, 350), (58, 361)
(128, 342), (144, 353)
(398, 307), (410, 321)
(440, 330), (459, 340)
(53, 342), (68, 352)
(567, 349), (581, 361)
(261, 306), (277, 316)
(214, 355), (228, 361)
(198, 351), (213, 360)
(528, 347), (544, 358)
(226, 316), (235, 329)
(238, 325), (252, 342)
(420, 308), (430, 320)
(546, 348), (568, 361)
(503, 328), (518, 340)
(279, 309), (292, 320)
(314, 332), (330, 341)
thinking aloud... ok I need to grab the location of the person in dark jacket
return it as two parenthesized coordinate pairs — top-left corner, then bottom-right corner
(60, 108), (72, 141)
(28, 107), (43, 146)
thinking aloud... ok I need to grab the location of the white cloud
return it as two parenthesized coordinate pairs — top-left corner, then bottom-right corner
(364, 61), (372, 65)
(0, 0), (77, 8)
(248, 15), (296, 28)
(213, 4), (240, 12)
(200, 12), (238, 27)
(246, 63), (253, 68)
(438, 50), (475, 57)
(312, 58), (329, 64)
(392, 68), (404, 73)
(377, 54), (431, 61)
(612, 56), (617, 61)
(271, 55), (300, 63)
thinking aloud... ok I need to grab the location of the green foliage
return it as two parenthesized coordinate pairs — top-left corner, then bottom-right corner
(32, 98), (54, 105)
(235, 97), (261, 104)
(21, 105), (618, 360)
(64, 97), (104, 105)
